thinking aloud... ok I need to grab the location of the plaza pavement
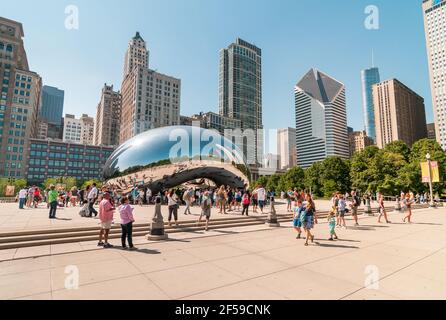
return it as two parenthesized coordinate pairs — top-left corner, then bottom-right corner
(1, 204), (446, 300)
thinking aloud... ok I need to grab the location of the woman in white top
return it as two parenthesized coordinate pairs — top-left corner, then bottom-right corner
(167, 189), (179, 227)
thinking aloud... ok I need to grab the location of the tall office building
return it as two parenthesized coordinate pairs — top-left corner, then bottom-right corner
(63, 114), (94, 145)
(423, 0), (446, 149)
(277, 128), (297, 170)
(38, 85), (64, 140)
(219, 38), (263, 165)
(94, 84), (121, 147)
(0, 17), (42, 178)
(294, 69), (349, 169)
(361, 67), (380, 142)
(348, 130), (374, 158)
(120, 32), (180, 144)
(189, 111), (241, 136)
(427, 122), (437, 140)
(373, 79), (428, 148)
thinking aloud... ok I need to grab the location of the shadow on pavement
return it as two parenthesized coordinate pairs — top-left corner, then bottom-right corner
(316, 243), (359, 249)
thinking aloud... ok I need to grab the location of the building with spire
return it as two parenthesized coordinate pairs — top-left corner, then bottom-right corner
(361, 66), (380, 142)
(294, 69), (349, 168)
(120, 32), (181, 144)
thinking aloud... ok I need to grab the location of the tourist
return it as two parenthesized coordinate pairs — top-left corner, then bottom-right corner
(18, 187), (27, 209)
(402, 193), (414, 223)
(285, 190), (292, 212)
(48, 185), (58, 219)
(26, 186), (34, 208)
(227, 188), (234, 212)
(328, 208), (338, 241)
(337, 194), (347, 228)
(293, 199), (305, 239)
(138, 188), (145, 206)
(256, 185), (266, 214)
(217, 185), (227, 214)
(241, 191), (250, 216)
(167, 189), (180, 227)
(70, 187), (78, 207)
(87, 183), (99, 217)
(235, 189), (242, 211)
(98, 192), (115, 248)
(32, 187), (41, 208)
(118, 196), (136, 250)
(251, 190), (258, 214)
(198, 190), (212, 231)
(146, 187), (152, 205)
(377, 193), (391, 224)
(302, 194), (317, 246)
(350, 190), (360, 226)
(183, 187), (193, 215)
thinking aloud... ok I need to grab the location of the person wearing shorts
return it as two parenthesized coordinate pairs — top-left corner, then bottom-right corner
(293, 199), (304, 239)
(98, 192), (115, 248)
(337, 195), (347, 228)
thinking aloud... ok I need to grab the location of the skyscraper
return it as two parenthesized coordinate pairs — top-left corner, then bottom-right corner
(348, 130), (374, 158)
(361, 67), (380, 142)
(39, 85), (64, 125)
(277, 128), (297, 170)
(219, 38), (263, 165)
(120, 32), (180, 144)
(0, 17), (42, 178)
(423, 0), (446, 149)
(373, 79), (428, 148)
(63, 114), (94, 145)
(94, 84), (121, 147)
(294, 69), (349, 169)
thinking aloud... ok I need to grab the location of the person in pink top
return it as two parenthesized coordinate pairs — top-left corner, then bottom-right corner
(118, 196), (136, 250)
(98, 192), (115, 248)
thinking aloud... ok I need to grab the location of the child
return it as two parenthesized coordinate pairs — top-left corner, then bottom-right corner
(118, 196), (136, 250)
(293, 199), (305, 239)
(328, 209), (338, 241)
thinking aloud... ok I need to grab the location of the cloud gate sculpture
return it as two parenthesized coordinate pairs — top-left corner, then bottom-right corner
(103, 126), (251, 194)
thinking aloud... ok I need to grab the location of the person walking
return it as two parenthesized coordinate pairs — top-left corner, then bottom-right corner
(198, 190), (212, 231)
(48, 185), (59, 219)
(402, 193), (414, 224)
(18, 187), (27, 209)
(183, 187), (193, 215)
(337, 194), (347, 228)
(217, 185), (227, 214)
(293, 199), (305, 239)
(350, 191), (360, 226)
(118, 196), (136, 250)
(241, 191), (251, 216)
(302, 194), (317, 246)
(98, 192), (115, 248)
(87, 183), (99, 217)
(235, 189), (242, 211)
(328, 209), (338, 241)
(167, 189), (179, 227)
(378, 193), (391, 224)
(256, 185), (266, 214)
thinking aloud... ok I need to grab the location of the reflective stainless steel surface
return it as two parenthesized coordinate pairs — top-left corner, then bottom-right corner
(103, 126), (251, 193)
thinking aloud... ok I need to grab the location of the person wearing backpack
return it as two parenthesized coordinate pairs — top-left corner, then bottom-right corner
(241, 191), (251, 216)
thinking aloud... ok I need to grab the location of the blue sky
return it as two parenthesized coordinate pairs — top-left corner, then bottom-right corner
(1, 0), (433, 140)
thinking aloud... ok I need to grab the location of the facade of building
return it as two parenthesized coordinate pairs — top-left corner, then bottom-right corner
(0, 17), (42, 178)
(277, 127), (297, 170)
(26, 138), (114, 185)
(294, 69), (349, 169)
(427, 122), (437, 140)
(361, 67), (380, 142)
(219, 38), (263, 165)
(94, 84), (121, 147)
(423, 0), (446, 149)
(38, 85), (64, 140)
(190, 112), (241, 136)
(63, 114), (94, 145)
(348, 130), (374, 158)
(120, 32), (181, 144)
(373, 79), (428, 148)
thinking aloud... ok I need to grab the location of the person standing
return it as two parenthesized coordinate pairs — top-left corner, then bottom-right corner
(167, 189), (179, 227)
(328, 209), (338, 241)
(293, 199), (305, 239)
(350, 191), (360, 226)
(48, 185), (59, 219)
(302, 194), (317, 246)
(18, 187), (27, 209)
(256, 185), (266, 214)
(241, 191), (251, 216)
(146, 187), (152, 205)
(198, 190), (212, 231)
(217, 186), (227, 214)
(118, 196), (136, 250)
(87, 183), (99, 217)
(98, 192), (115, 248)
(337, 195), (347, 228)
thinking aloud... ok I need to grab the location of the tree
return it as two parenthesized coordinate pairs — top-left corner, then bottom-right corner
(81, 179), (103, 190)
(320, 157), (351, 195)
(43, 177), (77, 190)
(384, 140), (410, 162)
(0, 178), (27, 197)
(304, 162), (324, 197)
(350, 146), (380, 193)
(280, 166), (305, 191)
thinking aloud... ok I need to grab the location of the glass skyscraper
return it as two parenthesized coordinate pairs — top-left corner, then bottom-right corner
(361, 67), (380, 142)
(219, 38), (263, 165)
(39, 85), (64, 125)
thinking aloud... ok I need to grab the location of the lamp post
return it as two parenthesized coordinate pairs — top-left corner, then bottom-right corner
(426, 153), (436, 208)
